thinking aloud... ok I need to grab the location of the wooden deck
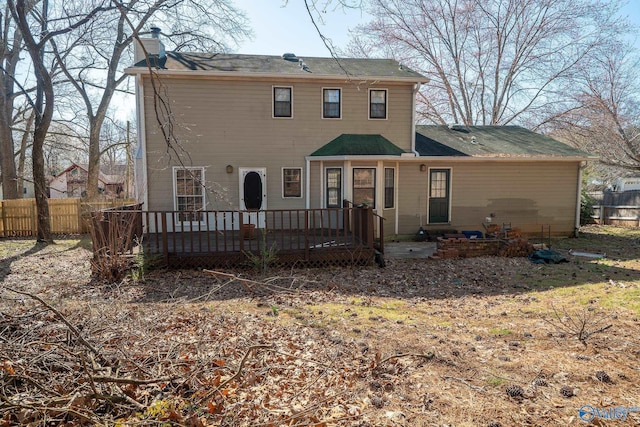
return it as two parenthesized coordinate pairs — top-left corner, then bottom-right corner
(94, 207), (384, 269)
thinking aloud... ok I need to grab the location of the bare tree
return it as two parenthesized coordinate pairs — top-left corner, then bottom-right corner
(51, 0), (249, 199)
(349, 0), (631, 128)
(0, 2), (32, 200)
(8, 0), (111, 242)
(552, 44), (640, 173)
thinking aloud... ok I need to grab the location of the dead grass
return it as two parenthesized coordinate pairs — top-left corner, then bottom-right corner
(1, 225), (639, 426)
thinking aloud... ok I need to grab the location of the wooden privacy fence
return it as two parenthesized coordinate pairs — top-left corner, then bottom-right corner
(590, 191), (640, 227)
(0, 198), (136, 237)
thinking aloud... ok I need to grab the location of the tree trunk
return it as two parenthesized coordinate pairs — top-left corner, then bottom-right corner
(0, 78), (19, 200)
(16, 111), (34, 199)
(86, 123), (102, 200)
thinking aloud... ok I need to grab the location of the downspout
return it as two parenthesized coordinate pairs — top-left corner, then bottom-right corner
(305, 157), (311, 209)
(395, 161), (399, 235)
(574, 162), (584, 237)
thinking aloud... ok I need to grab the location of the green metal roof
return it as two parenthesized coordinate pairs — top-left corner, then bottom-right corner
(415, 125), (595, 158)
(132, 52), (426, 81)
(310, 134), (407, 156)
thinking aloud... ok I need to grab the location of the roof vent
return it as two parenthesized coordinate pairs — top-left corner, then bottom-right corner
(282, 53), (298, 61)
(470, 136), (478, 144)
(299, 58), (310, 72)
(448, 123), (465, 130)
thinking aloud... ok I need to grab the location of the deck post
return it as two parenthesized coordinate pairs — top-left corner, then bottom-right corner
(367, 208), (374, 248)
(239, 212), (244, 252)
(161, 213), (169, 265)
(378, 213), (384, 254)
(304, 210), (310, 261)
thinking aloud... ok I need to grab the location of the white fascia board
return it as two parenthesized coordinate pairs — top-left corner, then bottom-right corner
(414, 156), (596, 162)
(307, 155), (593, 162)
(306, 155), (415, 162)
(123, 67), (429, 84)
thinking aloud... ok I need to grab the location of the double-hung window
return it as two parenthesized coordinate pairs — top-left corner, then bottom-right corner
(353, 168), (376, 208)
(384, 168), (395, 208)
(326, 168), (342, 208)
(323, 88), (341, 119)
(369, 89), (387, 119)
(174, 167), (205, 223)
(273, 87), (292, 118)
(282, 168), (302, 198)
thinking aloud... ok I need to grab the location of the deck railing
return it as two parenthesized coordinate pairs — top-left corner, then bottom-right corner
(93, 206), (383, 268)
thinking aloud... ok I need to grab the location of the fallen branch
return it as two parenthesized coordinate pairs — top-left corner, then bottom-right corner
(196, 344), (273, 405)
(376, 352), (435, 366)
(91, 375), (180, 385)
(443, 375), (487, 392)
(6, 287), (110, 367)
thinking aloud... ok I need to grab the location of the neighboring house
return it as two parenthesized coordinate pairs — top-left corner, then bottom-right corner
(0, 180), (34, 199)
(126, 34), (593, 238)
(48, 163), (129, 199)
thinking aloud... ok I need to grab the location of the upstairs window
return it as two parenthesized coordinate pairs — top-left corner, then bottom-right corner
(369, 89), (387, 119)
(282, 168), (302, 198)
(323, 88), (341, 119)
(273, 87), (292, 118)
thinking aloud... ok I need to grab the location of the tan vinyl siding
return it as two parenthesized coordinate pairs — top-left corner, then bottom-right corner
(398, 161), (580, 236)
(142, 77), (414, 211)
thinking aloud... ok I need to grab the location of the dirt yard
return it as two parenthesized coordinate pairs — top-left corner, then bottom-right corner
(1, 225), (639, 426)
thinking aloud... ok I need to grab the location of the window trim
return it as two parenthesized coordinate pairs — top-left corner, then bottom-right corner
(322, 87), (342, 119)
(273, 86), (293, 119)
(352, 167), (376, 209)
(384, 167), (395, 209)
(368, 88), (388, 120)
(325, 167), (343, 208)
(173, 166), (206, 225)
(281, 167), (303, 199)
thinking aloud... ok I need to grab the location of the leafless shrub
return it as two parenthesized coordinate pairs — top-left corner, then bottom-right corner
(88, 208), (141, 282)
(543, 304), (614, 347)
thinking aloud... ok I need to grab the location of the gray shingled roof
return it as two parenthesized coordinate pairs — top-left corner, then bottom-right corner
(415, 125), (595, 158)
(132, 52), (426, 81)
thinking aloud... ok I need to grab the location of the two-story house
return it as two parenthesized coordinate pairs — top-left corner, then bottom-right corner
(126, 34), (428, 236)
(127, 34), (593, 241)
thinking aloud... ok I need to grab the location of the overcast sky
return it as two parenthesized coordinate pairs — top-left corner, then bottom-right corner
(234, 0), (640, 57)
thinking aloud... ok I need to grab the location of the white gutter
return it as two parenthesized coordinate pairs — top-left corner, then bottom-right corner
(124, 67), (429, 84)
(306, 155), (594, 162)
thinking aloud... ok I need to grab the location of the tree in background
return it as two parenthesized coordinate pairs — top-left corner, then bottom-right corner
(553, 45), (640, 174)
(51, 0), (249, 199)
(0, 2), (33, 200)
(348, 0), (631, 129)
